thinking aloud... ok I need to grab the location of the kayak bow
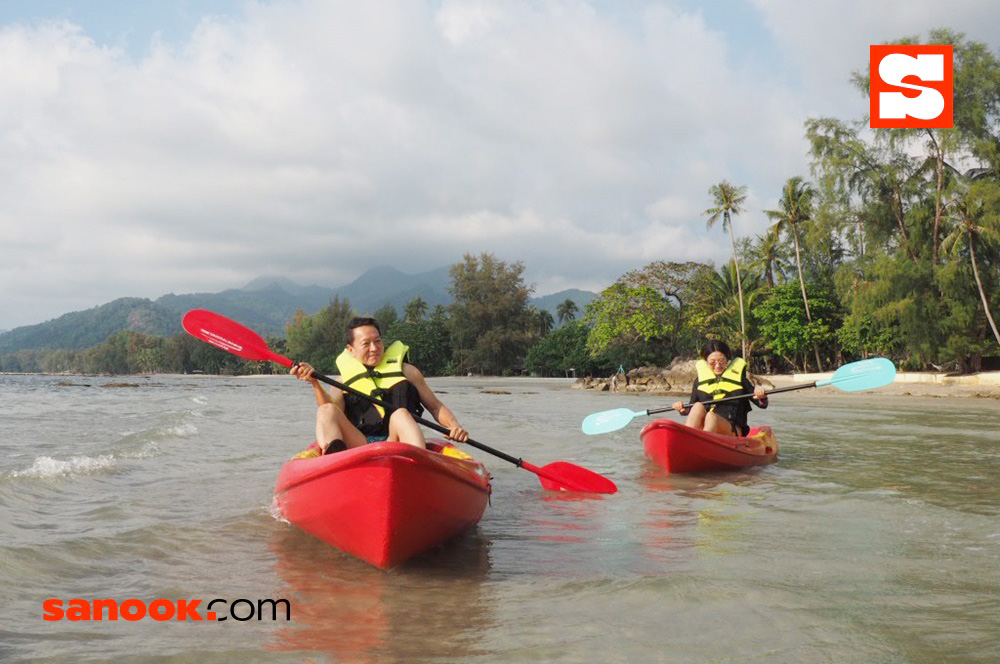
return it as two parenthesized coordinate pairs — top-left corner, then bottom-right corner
(274, 440), (491, 569)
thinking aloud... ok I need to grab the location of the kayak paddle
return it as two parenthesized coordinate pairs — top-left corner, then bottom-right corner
(581, 357), (897, 435)
(183, 309), (617, 494)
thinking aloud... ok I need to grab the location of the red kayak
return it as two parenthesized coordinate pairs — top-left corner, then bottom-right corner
(639, 420), (778, 474)
(274, 440), (491, 569)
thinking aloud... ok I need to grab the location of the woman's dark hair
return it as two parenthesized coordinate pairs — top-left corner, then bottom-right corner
(699, 339), (732, 360)
(346, 317), (381, 345)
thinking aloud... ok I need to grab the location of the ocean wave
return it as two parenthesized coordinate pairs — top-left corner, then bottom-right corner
(164, 423), (198, 438)
(10, 454), (118, 479)
(117, 422), (197, 446)
(7, 441), (162, 480)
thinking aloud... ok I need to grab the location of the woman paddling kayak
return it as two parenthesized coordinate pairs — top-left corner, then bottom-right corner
(672, 339), (767, 437)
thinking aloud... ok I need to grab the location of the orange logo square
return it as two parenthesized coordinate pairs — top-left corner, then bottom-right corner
(870, 44), (953, 128)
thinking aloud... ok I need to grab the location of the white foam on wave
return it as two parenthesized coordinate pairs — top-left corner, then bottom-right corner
(126, 441), (161, 459)
(7, 440), (162, 480)
(165, 423), (198, 437)
(117, 423), (196, 446)
(11, 454), (117, 479)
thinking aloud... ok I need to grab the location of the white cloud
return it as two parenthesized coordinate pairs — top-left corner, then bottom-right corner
(751, 0), (1000, 117)
(0, 0), (998, 330)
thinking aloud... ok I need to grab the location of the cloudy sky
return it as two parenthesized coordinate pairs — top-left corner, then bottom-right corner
(1, 0), (998, 331)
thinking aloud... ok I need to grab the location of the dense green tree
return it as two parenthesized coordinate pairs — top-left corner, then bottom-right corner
(385, 318), (453, 376)
(584, 282), (676, 368)
(614, 261), (712, 357)
(841, 254), (942, 369)
(525, 320), (610, 377)
(934, 259), (995, 372)
(127, 333), (166, 374)
(286, 297), (355, 372)
(85, 330), (132, 374)
(755, 282), (841, 372)
(372, 304), (399, 330)
(37, 348), (78, 374)
(447, 253), (535, 375)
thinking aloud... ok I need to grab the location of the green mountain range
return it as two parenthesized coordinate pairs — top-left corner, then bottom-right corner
(0, 266), (595, 353)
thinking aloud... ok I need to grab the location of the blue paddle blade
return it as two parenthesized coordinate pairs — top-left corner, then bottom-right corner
(822, 357), (896, 391)
(581, 407), (646, 435)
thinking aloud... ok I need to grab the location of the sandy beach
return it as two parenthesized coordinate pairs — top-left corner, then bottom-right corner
(581, 368), (1000, 401)
(764, 371), (1000, 400)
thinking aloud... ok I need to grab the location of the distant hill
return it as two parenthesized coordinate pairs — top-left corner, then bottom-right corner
(0, 298), (181, 353)
(0, 266), (597, 353)
(155, 283), (335, 338)
(336, 265), (453, 314)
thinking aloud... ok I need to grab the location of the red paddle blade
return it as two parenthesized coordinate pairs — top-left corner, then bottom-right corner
(525, 460), (618, 494)
(181, 309), (293, 367)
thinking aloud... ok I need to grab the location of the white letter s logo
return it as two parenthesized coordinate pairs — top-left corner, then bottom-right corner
(878, 54), (945, 120)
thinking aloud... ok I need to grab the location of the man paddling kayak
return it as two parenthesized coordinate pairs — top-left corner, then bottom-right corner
(291, 316), (469, 455)
(672, 339), (767, 437)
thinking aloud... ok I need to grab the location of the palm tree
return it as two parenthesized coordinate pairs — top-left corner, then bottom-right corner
(941, 182), (1000, 347)
(404, 296), (428, 322)
(746, 231), (791, 288)
(556, 298), (578, 324)
(535, 309), (555, 337)
(765, 176), (824, 371)
(704, 180), (749, 357)
(700, 260), (764, 354)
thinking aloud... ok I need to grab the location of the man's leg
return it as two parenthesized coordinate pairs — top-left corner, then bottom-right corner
(386, 409), (427, 449)
(315, 403), (367, 451)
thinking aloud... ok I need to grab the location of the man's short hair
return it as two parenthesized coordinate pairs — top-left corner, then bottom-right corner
(346, 317), (381, 345)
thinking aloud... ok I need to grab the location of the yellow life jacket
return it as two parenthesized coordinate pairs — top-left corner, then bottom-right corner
(335, 340), (410, 419)
(335, 341), (423, 436)
(695, 357), (747, 406)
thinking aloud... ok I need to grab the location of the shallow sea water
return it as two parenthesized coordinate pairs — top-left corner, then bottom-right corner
(1, 373), (998, 663)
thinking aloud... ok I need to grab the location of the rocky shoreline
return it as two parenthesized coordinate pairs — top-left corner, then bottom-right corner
(571, 360), (767, 396)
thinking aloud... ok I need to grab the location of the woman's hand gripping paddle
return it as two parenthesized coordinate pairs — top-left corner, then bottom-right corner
(183, 309), (617, 494)
(581, 357), (897, 435)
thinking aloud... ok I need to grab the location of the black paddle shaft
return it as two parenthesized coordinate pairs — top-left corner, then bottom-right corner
(645, 381), (818, 416)
(305, 369), (526, 468)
